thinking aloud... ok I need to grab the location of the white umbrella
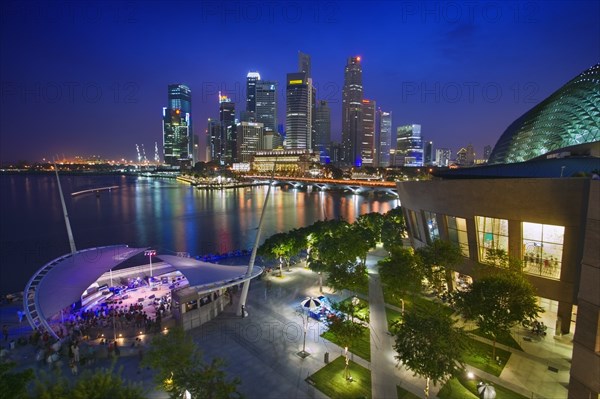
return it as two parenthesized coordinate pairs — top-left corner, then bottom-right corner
(477, 382), (497, 399)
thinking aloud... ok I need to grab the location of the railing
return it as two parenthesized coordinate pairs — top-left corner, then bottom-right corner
(71, 186), (119, 197)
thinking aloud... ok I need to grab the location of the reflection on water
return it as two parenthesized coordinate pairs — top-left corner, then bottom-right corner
(0, 174), (399, 294)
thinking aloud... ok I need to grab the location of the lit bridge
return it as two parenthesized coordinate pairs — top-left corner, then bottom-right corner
(248, 176), (399, 197)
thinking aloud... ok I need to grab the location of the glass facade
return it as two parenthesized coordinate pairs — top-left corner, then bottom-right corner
(423, 210), (440, 243)
(407, 209), (422, 241)
(488, 64), (600, 164)
(447, 216), (470, 257)
(476, 216), (509, 263)
(522, 222), (564, 280)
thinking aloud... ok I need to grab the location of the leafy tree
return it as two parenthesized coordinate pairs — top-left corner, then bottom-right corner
(142, 327), (240, 399)
(378, 247), (423, 313)
(393, 306), (468, 398)
(355, 212), (385, 245)
(326, 313), (365, 380)
(258, 231), (300, 276)
(482, 248), (524, 273)
(454, 271), (543, 358)
(327, 261), (368, 294)
(416, 239), (462, 293)
(332, 297), (369, 323)
(381, 206), (407, 250)
(0, 362), (34, 399)
(29, 363), (145, 399)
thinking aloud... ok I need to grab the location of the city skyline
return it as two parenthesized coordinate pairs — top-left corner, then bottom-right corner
(0, 1), (598, 162)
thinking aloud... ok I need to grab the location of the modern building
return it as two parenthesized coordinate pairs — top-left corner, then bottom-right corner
(396, 124), (423, 167)
(255, 81), (278, 140)
(285, 72), (313, 150)
(424, 141), (434, 166)
(246, 71), (261, 113)
(298, 51), (311, 78)
(314, 100), (331, 162)
(488, 64), (599, 165)
(483, 145), (492, 161)
(397, 64), (600, 399)
(236, 121), (263, 163)
(435, 148), (451, 167)
(360, 99), (375, 166)
(342, 56), (363, 166)
(163, 84), (193, 167)
(376, 109), (392, 168)
(219, 93), (236, 165)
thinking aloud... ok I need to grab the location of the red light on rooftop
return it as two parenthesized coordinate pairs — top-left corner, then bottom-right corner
(356, 56), (361, 61)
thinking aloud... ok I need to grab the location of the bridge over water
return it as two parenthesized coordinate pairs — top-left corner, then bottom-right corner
(247, 176), (399, 197)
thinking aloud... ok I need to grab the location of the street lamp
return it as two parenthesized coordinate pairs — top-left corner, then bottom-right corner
(144, 250), (156, 288)
(298, 297), (321, 358)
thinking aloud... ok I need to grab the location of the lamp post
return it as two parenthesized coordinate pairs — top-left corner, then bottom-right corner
(298, 297), (321, 358)
(144, 250), (156, 288)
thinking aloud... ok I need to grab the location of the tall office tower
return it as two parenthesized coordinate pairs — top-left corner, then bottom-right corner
(285, 72), (312, 150)
(207, 118), (221, 163)
(255, 81), (278, 139)
(163, 84), (193, 167)
(236, 122), (263, 163)
(424, 141), (434, 165)
(483, 145), (492, 161)
(314, 100), (331, 162)
(435, 148), (451, 167)
(246, 71), (261, 112)
(376, 109), (392, 167)
(298, 51), (311, 78)
(240, 110), (256, 122)
(360, 99), (375, 166)
(219, 92), (236, 165)
(341, 56), (363, 166)
(396, 124), (424, 166)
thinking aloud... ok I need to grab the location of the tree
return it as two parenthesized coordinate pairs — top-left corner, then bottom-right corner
(454, 271), (543, 358)
(29, 363), (145, 399)
(416, 239), (462, 293)
(355, 212), (385, 245)
(381, 206), (407, 250)
(378, 247), (423, 313)
(258, 231), (300, 276)
(142, 327), (240, 399)
(393, 306), (468, 399)
(0, 362), (34, 399)
(326, 313), (365, 380)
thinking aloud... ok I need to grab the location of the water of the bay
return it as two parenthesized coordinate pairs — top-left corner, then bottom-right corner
(0, 174), (399, 295)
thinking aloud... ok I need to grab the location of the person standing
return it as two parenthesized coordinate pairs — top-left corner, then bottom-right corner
(72, 342), (80, 363)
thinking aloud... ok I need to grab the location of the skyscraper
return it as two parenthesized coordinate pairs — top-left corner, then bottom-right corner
(285, 72), (312, 150)
(163, 84), (192, 167)
(207, 118), (221, 163)
(255, 81), (278, 137)
(342, 56), (363, 166)
(396, 124), (423, 166)
(314, 100), (331, 162)
(377, 109), (392, 167)
(424, 141), (434, 165)
(435, 148), (451, 167)
(246, 71), (261, 113)
(219, 93), (236, 165)
(360, 99), (375, 166)
(298, 51), (311, 78)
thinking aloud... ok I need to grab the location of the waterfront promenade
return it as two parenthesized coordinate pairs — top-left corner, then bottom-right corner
(1, 249), (573, 398)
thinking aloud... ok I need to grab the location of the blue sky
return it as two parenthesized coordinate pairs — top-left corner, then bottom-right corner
(1, 0), (598, 162)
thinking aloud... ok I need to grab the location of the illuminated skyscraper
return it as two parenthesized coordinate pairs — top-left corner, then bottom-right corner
(246, 71), (261, 113)
(207, 118), (221, 163)
(342, 56), (363, 166)
(376, 109), (392, 167)
(360, 99), (375, 166)
(298, 51), (311, 78)
(219, 93), (236, 165)
(163, 84), (193, 167)
(285, 72), (313, 150)
(424, 141), (434, 165)
(255, 81), (278, 136)
(236, 122), (264, 163)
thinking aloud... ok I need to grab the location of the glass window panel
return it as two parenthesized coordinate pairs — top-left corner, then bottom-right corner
(523, 222), (543, 240)
(543, 224), (565, 244)
(424, 210), (440, 242)
(446, 215), (470, 258)
(456, 218), (467, 231)
(475, 216), (509, 265)
(522, 221), (564, 280)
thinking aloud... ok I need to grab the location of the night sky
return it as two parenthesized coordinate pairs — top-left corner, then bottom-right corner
(1, 0), (598, 163)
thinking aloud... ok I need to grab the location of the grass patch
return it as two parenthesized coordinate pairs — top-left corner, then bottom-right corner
(307, 356), (371, 399)
(382, 289), (454, 318)
(321, 326), (371, 362)
(339, 297), (370, 322)
(397, 385), (421, 399)
(469, 328), (522, 351)
(385, 307), (403, 330)
(439, 372), (528, 399)
(464, 338), (511, 377)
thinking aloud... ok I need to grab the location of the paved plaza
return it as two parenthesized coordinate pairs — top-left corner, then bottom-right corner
(1, 249), (575, 398)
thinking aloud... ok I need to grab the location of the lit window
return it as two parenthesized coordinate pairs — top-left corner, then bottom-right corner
(423, 210), (440, 243)
(475, 216), (509, 264)
(522, 222), (564, 280)
(447, 216), (470, 257)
